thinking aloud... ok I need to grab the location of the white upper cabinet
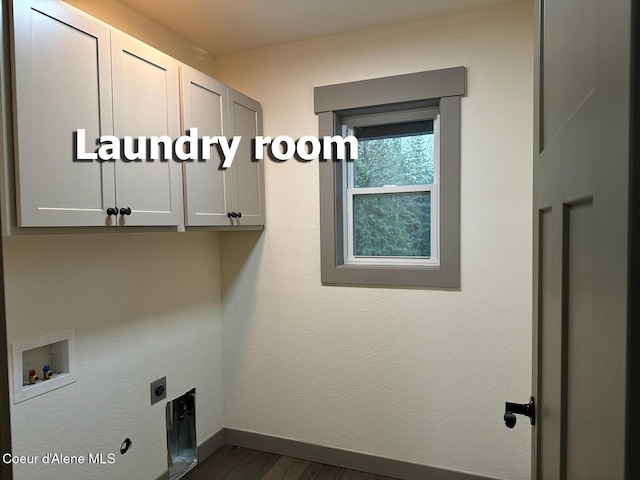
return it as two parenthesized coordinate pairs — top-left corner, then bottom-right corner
(110, 31), (183, 227)
(12, 0), (115, 227)
(181, 69), (265, 229)
(227, 89), (265, 227)
(8, 0), (263, 233)
(180, 65), (229, 226)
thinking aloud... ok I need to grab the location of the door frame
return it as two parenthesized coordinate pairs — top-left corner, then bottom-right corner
(627, 2), (640, 478)
(0, 0), (12, 478)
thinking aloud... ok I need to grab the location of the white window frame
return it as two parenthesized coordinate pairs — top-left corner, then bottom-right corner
(342, 108), (440, 267)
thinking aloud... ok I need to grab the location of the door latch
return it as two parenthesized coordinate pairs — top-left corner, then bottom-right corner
(504, 397), (535, 428)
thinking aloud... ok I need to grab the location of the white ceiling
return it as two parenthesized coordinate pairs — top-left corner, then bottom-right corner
(116, 0), (522, 56)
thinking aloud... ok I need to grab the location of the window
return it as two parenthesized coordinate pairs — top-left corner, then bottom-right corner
(314, 67), (465, 288)
(344, 108), (439, 266)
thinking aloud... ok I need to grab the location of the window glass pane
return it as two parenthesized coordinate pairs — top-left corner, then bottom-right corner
(354, 123), (434, 188)
(353, 192), (431, 257)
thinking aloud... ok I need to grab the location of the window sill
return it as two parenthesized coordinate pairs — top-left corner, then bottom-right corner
(322, 262), (459, 289)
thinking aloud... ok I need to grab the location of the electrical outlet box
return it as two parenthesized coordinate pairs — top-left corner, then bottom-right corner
(151, 377), (166, 405)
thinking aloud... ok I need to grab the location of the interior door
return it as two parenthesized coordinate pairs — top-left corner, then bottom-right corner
(531, 1), (631, 479)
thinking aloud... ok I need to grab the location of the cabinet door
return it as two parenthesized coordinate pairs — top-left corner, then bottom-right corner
(180, 66), (230, 226)
(111, 31), (182, 227)
(12, 0), (116, 227)
(227, 89), (265, 226)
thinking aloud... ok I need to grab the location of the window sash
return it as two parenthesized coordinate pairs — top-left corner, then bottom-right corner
(343, 111), (441, 267)
(345, 184), (440, 266)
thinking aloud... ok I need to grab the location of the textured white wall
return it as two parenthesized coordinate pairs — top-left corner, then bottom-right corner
(215, 3), (533, 479)
(4, 232), (224, 480)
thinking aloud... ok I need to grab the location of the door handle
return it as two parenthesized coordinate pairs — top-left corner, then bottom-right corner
(504, 397), (535, 428)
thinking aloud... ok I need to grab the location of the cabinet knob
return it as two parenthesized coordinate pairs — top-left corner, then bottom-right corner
(106, 207), (118, 216)
(236, 212), (242, 219)
(119, 207), (132, 216)
(227, 212), (237, 218)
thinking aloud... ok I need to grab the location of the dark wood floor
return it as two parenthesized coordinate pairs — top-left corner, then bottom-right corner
(183, 445), (399, 480)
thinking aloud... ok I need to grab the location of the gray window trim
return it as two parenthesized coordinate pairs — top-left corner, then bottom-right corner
(315, 67), (465, 288)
